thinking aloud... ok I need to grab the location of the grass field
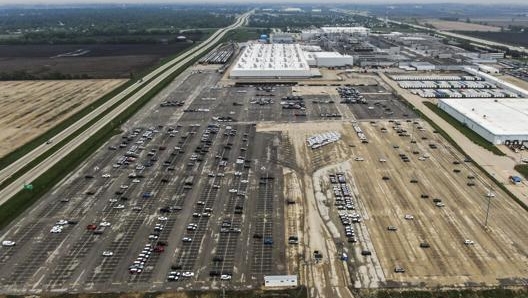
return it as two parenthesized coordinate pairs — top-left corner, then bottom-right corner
(514, 164), (528, 180)
(420, 19), (502, 32)
(0, 79), (126, 158)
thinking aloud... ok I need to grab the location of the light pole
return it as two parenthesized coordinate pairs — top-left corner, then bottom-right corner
(484, 187), (492, 228)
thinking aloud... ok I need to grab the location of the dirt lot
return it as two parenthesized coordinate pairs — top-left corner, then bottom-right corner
(0, 79), (126, 157)
(260, 117), (528, 289)
(0, 41), (198, 79)
(421, 20), (501, 32)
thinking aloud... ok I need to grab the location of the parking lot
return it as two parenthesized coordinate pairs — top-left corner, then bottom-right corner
(273, 118), (528, 288)
(0, 69), (288, 294)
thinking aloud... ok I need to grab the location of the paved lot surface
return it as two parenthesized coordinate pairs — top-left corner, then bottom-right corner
(0, 69), (287, 294)
(1, 65), (527, 296)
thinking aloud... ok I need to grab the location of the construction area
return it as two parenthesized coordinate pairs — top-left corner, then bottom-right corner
(1, 33), (528, 298)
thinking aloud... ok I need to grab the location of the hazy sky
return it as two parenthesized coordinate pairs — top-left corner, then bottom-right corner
(1, 0), (527, 4)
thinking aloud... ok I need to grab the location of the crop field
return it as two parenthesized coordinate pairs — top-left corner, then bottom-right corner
(0, 40), (201, 79)
(421, 20), (501, 32)
(0, 79), (126, 157)
(457, 31), (528, 48)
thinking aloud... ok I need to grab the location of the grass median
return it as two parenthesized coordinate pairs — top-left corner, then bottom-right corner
(423, 101), (505, 156)
(0, 34), (225, 230)
(514, 164), (528, 180)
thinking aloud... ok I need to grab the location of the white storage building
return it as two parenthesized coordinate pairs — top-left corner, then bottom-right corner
(304, 51), (354, 67)
(321, 27), (370, 36)
(410, 61), (435, 71)
(264, 275), (298, 288)
(437, 98), (528, 145)
(230, 44), (312, 78)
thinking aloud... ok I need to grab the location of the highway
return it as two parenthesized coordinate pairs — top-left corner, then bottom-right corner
(0, 11), (251, 207)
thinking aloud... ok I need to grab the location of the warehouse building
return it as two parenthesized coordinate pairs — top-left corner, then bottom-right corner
(304, 51), (354, 67)
(321, 27), (370, 36)
(230, 44), (314, 78)
(438, 98), (528, 145)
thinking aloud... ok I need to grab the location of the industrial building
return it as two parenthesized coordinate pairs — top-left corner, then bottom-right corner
(321, 27), (370, 36)
(438, 98), (528, 145)
(264, 275), (298, 288)
(270, 33), (295, 44)
(301, 26), (370, 40)
(230, 44), (313, 78)
(304, 51), (354, 67)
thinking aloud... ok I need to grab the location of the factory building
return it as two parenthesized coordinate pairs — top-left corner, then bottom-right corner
(320, 27), (370, 36)
(410, 61), (436, 71)
(304, 51), (354, 67)
(438, 98), (528, 145)
(270, 33), (295, 44)
(230, 43), (313, 78)
(300, 27), (370, 40)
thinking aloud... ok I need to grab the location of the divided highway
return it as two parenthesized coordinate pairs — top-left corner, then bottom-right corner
(0, 11), (251, 206)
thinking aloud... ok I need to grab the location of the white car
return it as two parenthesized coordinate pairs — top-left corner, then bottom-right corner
(158, 216), (168, 221)
(101, 173), (111, 178)
(234, 171), (242, 176)
(379, 158), (387, 162)
(354, 157), (365, 161)
(50, 226), (63, 233)
(228, 189), (238, 193)
(435, 202), (445, 207)
(132, 179), (141, 183)
(464, 239), (475, 245)
(2, 240), (15, 247)
(56, 219), (68, 225)
(109, 199), (118, 203)
(241, 180), (249, 184)
(182, 237), (192, 242)
(100, 221), (111, 227)
(102, 251), (114, 256)
(120, 185), (129, 189)
(220, 274), (232, 280)
(113, 204), (125, 209)
(486, 192), (495, 198)
(404, 214), (414, 220)
(182, 271), (194, 277)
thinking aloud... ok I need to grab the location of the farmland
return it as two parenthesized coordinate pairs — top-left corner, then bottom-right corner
(420, 20), (501, 32)
(455, 31), (528, 48)
(0, 38), (203, 79)
(0, 79), (126, 157)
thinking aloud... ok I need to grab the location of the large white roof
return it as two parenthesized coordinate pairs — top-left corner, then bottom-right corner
(320, 27), (370, 34)
(232, 43), (309, 71)
(230, 43), (313, 77)
(439, 98), (528, 136)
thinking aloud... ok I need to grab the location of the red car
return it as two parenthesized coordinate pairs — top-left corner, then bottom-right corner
(154, 246), (165, 253)
(86, 224), (97, 230)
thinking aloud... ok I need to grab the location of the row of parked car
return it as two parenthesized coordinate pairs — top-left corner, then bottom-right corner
(329, 173), (361, 244)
